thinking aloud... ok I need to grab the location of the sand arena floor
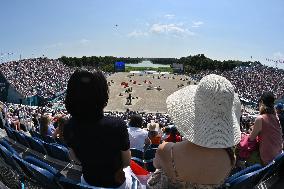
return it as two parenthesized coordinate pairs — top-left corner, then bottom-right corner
(105, 73), (192, 113)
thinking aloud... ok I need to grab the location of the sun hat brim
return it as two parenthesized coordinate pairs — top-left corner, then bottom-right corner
(166, 85), (241, 148)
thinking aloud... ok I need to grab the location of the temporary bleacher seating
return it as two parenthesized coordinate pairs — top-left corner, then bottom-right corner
(25, 136), (48, 155)
(0, 139), (18, 155)
(0, 128), (145, 189)
(130, 148), (144, 167)
(225, 164), (263, 184)
(4, 126), (16, 141)
(0, 143), (22, 174)
(13, 130), (30, 148)
(12, 155), (61, 189)
(144, 148), (157, 172)
(224, 153), (284, 189)
(41, 135), (56, 144)
(29, 130), (42, 139)
(24, 155), (61, 176)
(130, 147), (157, 172)
(259, 152), (284, 182)
(43, 142), (71, 162)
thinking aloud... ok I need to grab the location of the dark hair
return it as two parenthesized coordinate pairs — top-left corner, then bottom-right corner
(164, 127), (171, 134)
(259, 92), (275, 115)
(65, 70), (109, 119)
(170, 127), (178, 143)
(57, 116), (67, 141)
(39, 115), (50, 136)
(129, 114), (143, 128)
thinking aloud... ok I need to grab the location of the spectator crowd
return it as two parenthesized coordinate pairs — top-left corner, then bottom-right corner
(0, 58), (74, 99)
(191, 64), (284, 105)
(0, 63), (284, 188)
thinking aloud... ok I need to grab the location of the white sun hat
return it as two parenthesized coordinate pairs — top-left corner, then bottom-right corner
(166, 74), (241, 148)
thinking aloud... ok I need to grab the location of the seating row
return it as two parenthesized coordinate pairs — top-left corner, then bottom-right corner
(0, 139), (90, 188)
(223, 152), (284, 188)
(4, 126), (70, 162)
(130, 148), (157, 172)
(0, 139), (142, 189)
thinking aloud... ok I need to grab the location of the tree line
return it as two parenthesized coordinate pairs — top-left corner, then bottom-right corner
(59, 54), (256, 73)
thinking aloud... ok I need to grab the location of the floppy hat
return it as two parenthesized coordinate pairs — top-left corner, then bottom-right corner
(166, 74), (241, 148)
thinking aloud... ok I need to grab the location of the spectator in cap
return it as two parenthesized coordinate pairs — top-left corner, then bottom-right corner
(148, 74), (241, 188)
(275, 103), (284, 138)
(147, 122), (161, 145)
(249, 92), (283, 165)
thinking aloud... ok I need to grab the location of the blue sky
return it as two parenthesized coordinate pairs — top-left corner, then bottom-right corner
(0, 0), (284, 68)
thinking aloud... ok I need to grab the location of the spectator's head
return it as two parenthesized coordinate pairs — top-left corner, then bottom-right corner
(170, 126), (178, 136)
(166, 74), (241, 148)
(163, 126), (171, 135)
(39, 115), (50, 136)
(129, 114), (143, 128)
(65, 70), (109, 119)
(258, 92), (275, 115)
(275, 103), (284, 114)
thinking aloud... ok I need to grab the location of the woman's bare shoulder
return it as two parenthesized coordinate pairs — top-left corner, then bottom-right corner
(157, 142), (174, 154)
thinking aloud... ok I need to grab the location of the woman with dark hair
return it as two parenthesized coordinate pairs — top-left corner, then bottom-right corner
(52, 116), (67, 142)
(39, 115), (52, 137)
(63, 70), (131, 188)
(249, 92), (283, 165)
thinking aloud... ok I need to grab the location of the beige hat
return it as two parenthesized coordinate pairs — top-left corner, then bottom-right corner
(147, 122), (159, 131)
(166, 74), (241, 148)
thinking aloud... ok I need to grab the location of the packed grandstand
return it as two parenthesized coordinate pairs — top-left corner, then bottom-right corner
(0, 58), (284, 189)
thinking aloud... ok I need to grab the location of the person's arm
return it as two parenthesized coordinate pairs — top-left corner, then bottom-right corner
(153, 152), (162, 169)
(69, 148), (81, 164)
(153, 142), (168, 169)
(119, 120), (131, 168)
(249, 116), (262, 141)
(52, 127), (59, 139)
(121, 149), (131, 168)
(143, 136), (151, 151)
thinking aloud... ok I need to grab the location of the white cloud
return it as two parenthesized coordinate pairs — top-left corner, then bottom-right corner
(164, 14), (175, 19)
(150, 23), (195, 36)
(47, 42), (63, 48)
(127, 31), (148, 37)
(192, 21), (204, 28)
(273, 52), (284, 59)
(79, 39), (90, 44)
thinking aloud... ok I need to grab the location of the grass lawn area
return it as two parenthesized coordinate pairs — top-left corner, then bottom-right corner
(125, 66), (173, 73)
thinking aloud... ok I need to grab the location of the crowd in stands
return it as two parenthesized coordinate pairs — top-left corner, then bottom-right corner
(0, 58), (74, 98)
(191, 64), (284, 105)
(1, 68), (284, 188)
